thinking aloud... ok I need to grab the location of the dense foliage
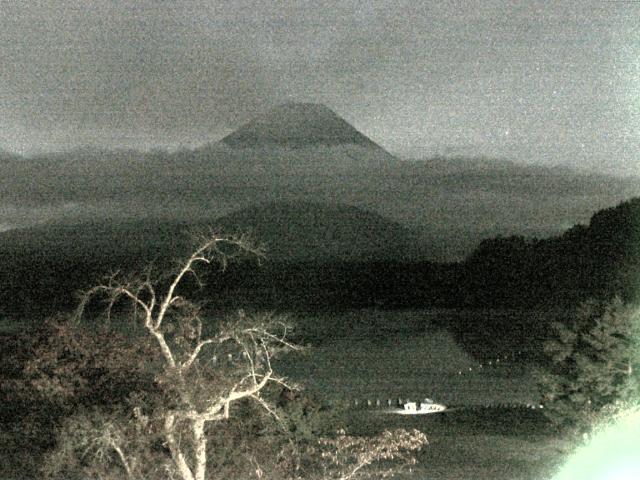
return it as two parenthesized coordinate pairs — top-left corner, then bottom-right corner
(3, 234), (428, 479)
(536, 297), (640, 433)
(2, 197), (639, 319)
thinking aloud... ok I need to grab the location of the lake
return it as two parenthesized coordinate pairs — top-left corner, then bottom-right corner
(277, 308), (541, 408)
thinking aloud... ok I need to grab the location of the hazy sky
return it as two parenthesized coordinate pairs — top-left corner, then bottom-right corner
(1, 0), (638, 175)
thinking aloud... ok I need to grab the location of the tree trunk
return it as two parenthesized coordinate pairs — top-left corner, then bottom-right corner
(193, 418), (208, 480)
(165, 414), (196, 480)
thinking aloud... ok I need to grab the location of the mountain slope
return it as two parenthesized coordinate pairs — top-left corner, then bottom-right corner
(1, 104), (639, 263)
(0, 201), (430, 263)
(0, 201), (431, 316)
(215, 201), (430, 262)
(221, 102), (381, 149)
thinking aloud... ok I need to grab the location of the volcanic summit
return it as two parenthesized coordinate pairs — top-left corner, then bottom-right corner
(221, 102), (382, 149)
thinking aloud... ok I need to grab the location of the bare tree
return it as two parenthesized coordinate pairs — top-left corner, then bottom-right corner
(28, 231), (429, 479)
(70, 232), (301, 480)
(317, 428), (428, 480)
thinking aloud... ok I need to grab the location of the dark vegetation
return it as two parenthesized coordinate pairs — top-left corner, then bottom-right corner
(1, 197), (638, 358)
(1, 197), (638, 478)
(1, 236), (429, 480)
(2, 106), (638, 478)
(535, 297), (640, 434)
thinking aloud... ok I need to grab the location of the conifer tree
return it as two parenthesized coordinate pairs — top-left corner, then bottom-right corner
(537, 297), (640, 433)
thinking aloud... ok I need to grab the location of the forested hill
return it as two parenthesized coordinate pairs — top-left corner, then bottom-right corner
(0, 197), (638, 318)
(460, 197), (640, 306)
(220, 196), (640, 310)
(215, 201), (431, 262)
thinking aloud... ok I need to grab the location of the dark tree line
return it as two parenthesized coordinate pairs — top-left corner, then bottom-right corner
(1, 198), (638, 319)
(461, 197), (640, 307)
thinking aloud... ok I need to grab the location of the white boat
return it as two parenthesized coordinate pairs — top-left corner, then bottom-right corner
(387, 398), (447, 415)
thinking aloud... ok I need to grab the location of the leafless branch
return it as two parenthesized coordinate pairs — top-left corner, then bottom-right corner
(180, 339), (216, 372)
(65, 231), (297, 480)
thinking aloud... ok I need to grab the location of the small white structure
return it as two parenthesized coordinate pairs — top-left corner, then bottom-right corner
(391, 398), (447, 415)
(404, 402), (417, 412)
(419, 398), (446, 413)
(420, 398), (433, 411)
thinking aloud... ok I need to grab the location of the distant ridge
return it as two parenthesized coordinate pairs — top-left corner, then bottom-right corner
(221, 103), (382, 149)
(0, 202), (429, 264)
(215, 201), (429, 261)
